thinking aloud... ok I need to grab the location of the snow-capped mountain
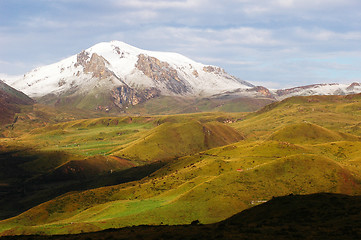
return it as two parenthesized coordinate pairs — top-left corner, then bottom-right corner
(3, 41), (261, 111)
(274, 82), (361, 100)
(3, 41), (360, 111)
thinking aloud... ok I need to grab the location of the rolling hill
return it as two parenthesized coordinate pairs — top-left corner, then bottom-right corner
(1, 94), (361, 236)
(2, 193), (359, 240)
(0, 113), (244, 220)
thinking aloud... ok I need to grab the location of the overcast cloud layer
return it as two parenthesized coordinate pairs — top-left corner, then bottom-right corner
(1, 0), (361, 88)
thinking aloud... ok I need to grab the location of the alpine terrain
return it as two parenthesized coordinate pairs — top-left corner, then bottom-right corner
(275, 82), (361, 100)
(1, 41), (361, 239)
(3, 41), (272, 112)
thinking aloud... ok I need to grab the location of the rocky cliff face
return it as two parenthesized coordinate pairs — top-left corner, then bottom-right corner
(111, 86), (160, 109)
(346, 82), (361, 91)
(136, 54), (192, 95)
(247, 86), (274, 98)
(83, 53), (114, 79)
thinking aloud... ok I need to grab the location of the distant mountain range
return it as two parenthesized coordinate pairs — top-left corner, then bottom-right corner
(275, 82), (361, 100)
(1, 41), (360, 111)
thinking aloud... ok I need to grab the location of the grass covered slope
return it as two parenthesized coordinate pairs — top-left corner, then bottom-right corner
(269, 122), (359, 144)
(2, 193), (361, 240)
(111, 120), (243, 161)
(1, 94), (361, 236)
(123, 95), (274, 115)
(233, 94), (361, 139)
(1, 122), (361, 235)
(0, 113), (243, 221)
(1, 103), (111, 138)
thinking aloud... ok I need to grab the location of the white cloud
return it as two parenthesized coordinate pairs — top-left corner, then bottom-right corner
(1, 0), (361, 87)
(22, 17), (68, 29)
(195, 57), (257, 66)
(234, 0), (361, 17)
(113, 0), (206, 9)
(250, 80), (283, 89)
(276, 0), (294, 8)
(133, 26), (281, 48)
(295, 28), (361, 41)
(243, 6), (269, 15)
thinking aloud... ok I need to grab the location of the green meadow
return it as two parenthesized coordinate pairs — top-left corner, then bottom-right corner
(1, 94), (361, 235)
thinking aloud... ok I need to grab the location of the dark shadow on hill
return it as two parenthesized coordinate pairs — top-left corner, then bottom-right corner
(0, 147), (166, 220)
(2, 193), (361, 240)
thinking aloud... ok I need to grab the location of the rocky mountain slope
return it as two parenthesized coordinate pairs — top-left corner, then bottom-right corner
(0, 80), (34, 125)
(2, 41), (361, 112)
(3, 41), (266, 112)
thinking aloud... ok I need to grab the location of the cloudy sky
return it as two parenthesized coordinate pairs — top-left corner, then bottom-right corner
(1, 0), (361, 88)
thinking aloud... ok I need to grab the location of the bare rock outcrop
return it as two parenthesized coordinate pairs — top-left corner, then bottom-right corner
(111, 86), (160, 108)
(136, 54), (191, 95)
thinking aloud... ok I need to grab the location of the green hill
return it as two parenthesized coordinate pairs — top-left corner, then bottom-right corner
(269, 122), (359, 144)
(232, 93), (361, 139)
(1, 94), (361, 236)
(0, 113), (243, 221)
(1, 133), (360, 235)
(2, 193), (361, 240)
(123, 95), (274, 115)
(111, 120), (243, 162)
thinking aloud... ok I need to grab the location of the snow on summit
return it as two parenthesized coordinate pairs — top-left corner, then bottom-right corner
(3, 41), (254, 99)
(3, 40), (359, 108)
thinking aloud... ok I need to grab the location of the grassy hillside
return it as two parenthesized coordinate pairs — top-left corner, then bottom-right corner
(1, 94), (361, 236)
(0, 113), (243, 220)
(231, 94), (361, 139)
(111, 120), (243, 162)
(269, 122), (360, 144)
(0, 104), (112, 138)
(2, 193), (360, 240)
(1, 122), (361, 235)
(124, 95), (274, 115)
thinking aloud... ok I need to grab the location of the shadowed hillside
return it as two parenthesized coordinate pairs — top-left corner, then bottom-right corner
(1, 124), (360, 235)
(0, 113), (243, 221)
(0, 81), (34, 126)
(1, 94), (361, 236)
(1, 193), (360, 240)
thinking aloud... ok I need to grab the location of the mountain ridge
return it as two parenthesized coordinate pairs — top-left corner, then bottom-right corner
(2, 41), (361, 112)
(0, 80), (34, 125)
(3, 41), (260, 112)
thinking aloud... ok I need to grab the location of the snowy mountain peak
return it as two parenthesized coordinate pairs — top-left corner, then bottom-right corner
(3, 41), (257, 111)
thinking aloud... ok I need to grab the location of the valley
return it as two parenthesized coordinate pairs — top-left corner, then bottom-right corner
(2, 0), (361, 236)
(0, 92), (361, 236)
